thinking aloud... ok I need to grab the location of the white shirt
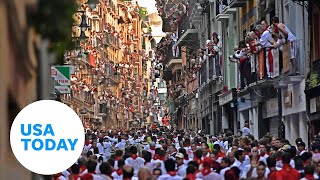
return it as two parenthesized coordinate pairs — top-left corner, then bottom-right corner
(97, 142), (105, 155)
(176, 164), (187, 178)
(152, 159), (167, 174)
(196, 171), (222, 180)
(241, 164), (270, 178)
(242, 127), (251, 136)
(299, 150), (307, 156)
(259, 29), (273, 48)
(158, 174), (183, 180)
(231, 159), (245, 177)
(125, 156), (145, 176)
(111, 171), (123, 180)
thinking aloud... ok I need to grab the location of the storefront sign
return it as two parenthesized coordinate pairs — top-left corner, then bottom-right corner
(282, 80), (306, 116)
(263, 98), (278, 118)
(238, 99), (251, 111)
(219, 89), (235, 106)
(238, 94), (251, 111)
(284, 91), (293, 107)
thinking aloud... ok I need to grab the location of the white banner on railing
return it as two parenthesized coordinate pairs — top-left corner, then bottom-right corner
(250, 55), (255, 73)
(272, 48), (280, 78)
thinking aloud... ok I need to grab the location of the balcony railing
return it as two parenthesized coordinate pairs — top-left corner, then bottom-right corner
(166, 42), (182, 63)
(208, 53), (222, 79)
(200, 60), (207, 85)
(216, 0), (228, 16)
(237, 39), (303, 91)
(178, 13), (191, 38)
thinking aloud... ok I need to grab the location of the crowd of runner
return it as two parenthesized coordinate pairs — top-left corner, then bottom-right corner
(51, 124), (320, 180)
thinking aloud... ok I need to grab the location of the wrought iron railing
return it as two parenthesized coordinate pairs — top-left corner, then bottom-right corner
(166, 42), (182, 63)
(237, 39), (303, 90)
(178, 13), (191, 38)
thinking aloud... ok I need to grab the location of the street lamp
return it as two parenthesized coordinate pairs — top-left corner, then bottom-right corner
(86, 0), (99, 10)
(79, 13), (89, 32)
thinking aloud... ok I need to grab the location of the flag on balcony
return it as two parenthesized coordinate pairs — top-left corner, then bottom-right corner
(89, 53), (96, 67)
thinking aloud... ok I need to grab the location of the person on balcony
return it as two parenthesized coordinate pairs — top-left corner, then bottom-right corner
(170, 30), (179, 57)
(229, 41), (252, 89)
(245, 31), (261, 82)
(271, 16), (298, 75)
(255, 23), (275, 79)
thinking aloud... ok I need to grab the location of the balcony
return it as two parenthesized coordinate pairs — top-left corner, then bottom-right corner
(190, 1), (203, 25)
(109, 35), (120, 49)
(166, 43), (182, 68)
(238, 39), (304, 95)
(208, 54), (222, 80)
(175, 13), (199, 47)
(228, 0), (247, 8)
(214, 0), (230, 21)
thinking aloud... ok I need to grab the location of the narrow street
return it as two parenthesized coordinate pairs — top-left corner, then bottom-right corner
(1, 0), (320, 179)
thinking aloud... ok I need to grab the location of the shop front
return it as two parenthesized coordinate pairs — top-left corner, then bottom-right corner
(238, 93), (251, 136)
(218, 88), (237, 134)
(282, 80), (308, 144)
(262, 98), (280, 138)
(306, 85), (320, 141)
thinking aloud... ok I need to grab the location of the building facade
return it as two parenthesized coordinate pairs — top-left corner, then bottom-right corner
(62, 0), (152, 130)
(157, 0), (312, 145)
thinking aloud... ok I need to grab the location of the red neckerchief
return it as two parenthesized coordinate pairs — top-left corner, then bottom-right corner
(201, 167), (212, 176)
(80, 166), (87, 173)
(115, 156), (121, 161)
(131, 154), (138, 160)
(73, 175), (80, 180)
(85, 140), (90, 146)
(276, 157), (282, 161)
(250, 40), (257, 52)
(186, 173), (196, 180)
(303, 161), (309, 167)
(116, 168), (123, 176)
(263, 25), (270, 32)
(150, 147), (155, 150)
(168, 171), (177, 176)
(259, 153), (266, 158)
(193, 156), (203, 164)
(153, 154), (160, 160)
(212, 161), (220, 170)
(304, 174), (315, 180)
(184, 156), (189, 160)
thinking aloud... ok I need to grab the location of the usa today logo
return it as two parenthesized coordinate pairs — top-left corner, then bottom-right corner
(10, 100), (85, 175)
